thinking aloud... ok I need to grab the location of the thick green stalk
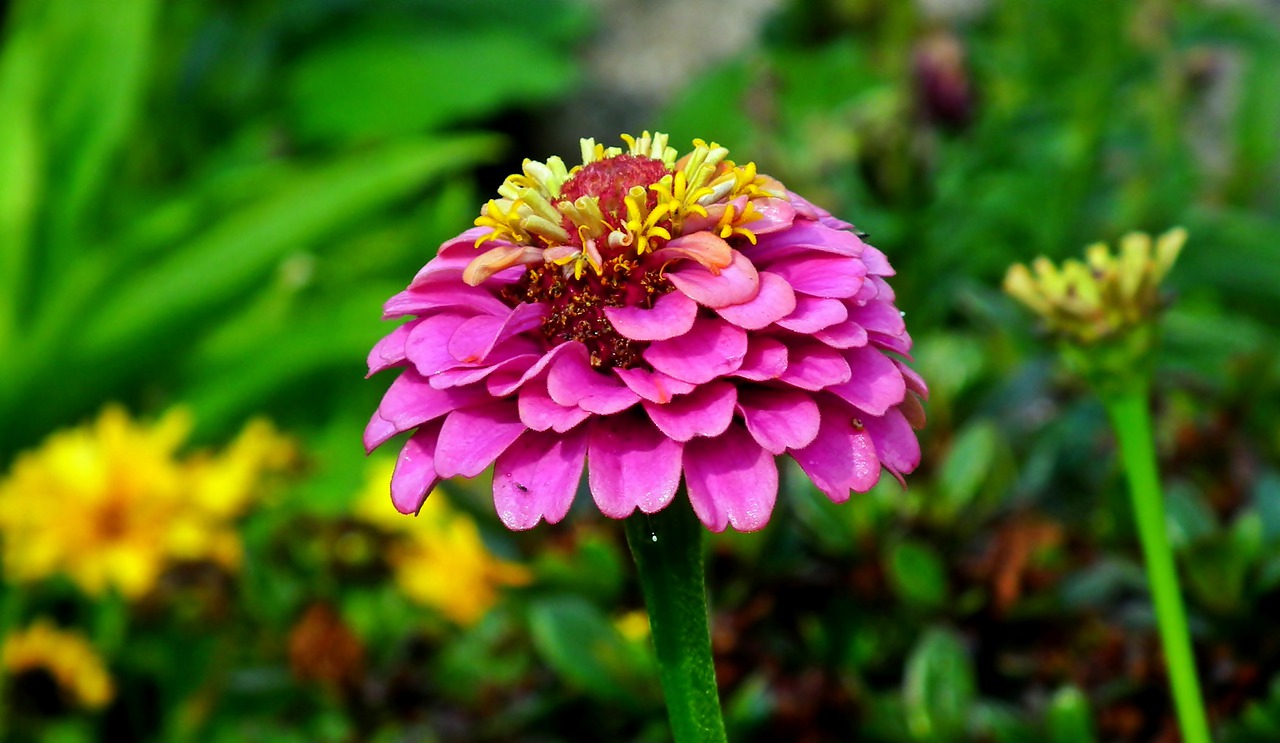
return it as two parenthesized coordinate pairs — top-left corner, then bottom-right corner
(1104, 386), (1210, 743)
(624, 498), (727, 743)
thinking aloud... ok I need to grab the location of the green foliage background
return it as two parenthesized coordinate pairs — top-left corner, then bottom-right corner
(1, 0), (1279, 741)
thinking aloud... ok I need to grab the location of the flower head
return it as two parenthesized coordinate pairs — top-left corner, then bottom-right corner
(1004, 228), (1186, 395)
(0, 406), (295, 598)
(355, 460), (530, 625)
(366, 132), (926, 532)
(3, 620), (114, 711)
(1003, 228), (1186, 345)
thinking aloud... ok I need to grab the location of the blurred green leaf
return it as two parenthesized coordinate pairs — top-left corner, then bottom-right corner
(1060, 558), (1147, 609)
(913, 333), (989, 404)
(435, 610), (532, 704)
(658, 62), (758, 154)
(183, 286), (395, 430)
(723, 672), (775, 737)
(1183, 514), (1264, 613)
(39, 0), (159, 260)
(1221, 676), (1280, 743)
(1253, 473), (1280, 543)
(790, 477), (862, 554)
(1229, 45), (1280, 202)
(887, 539), (949, 610)
(527, 594), (658, 707)
(903, 627), (975, 742)
(1164, 482), (1219, 549)
(76, 133), (499, 360)
(938, 420), (1000, 516)
(970, 701), (1040, 743)
(289, 31), (576, 144)
(0, 28), (42, 351)
(532, 534), (626, 602)
(1046, 686), (1096, 743)
(36, 720), (96, 743)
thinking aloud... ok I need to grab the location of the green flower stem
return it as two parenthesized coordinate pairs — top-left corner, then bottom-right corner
(624, 498), (727, 743)
(1104, 385), (1211, 743)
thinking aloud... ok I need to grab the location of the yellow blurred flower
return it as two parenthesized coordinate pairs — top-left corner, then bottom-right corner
(0, 405), (295, 598)
(614, 610), (651, 644)
(2, 620), (114, 710)
(356, 460), (531, 625)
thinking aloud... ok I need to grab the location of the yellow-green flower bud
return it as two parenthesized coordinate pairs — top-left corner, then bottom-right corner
(1004, 228), (1185, 345)
(1004, 228), (1186, 397)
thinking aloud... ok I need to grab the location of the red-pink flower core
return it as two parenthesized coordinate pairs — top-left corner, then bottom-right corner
(504, 154), (676, 368)
(366, 132), (927, 533)
(559, 154), (670, 216)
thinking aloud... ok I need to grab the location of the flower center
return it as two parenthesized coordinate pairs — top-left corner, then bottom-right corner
(559, 154), (670, 220)
(472, 133), (782, 369)
(504, 259), (672, 369)
(499, 154), (679, 369)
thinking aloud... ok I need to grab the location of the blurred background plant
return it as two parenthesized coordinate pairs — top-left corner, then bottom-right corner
(0, 0), (1278, 741)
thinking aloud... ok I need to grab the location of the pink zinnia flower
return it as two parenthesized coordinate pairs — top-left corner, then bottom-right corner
(365, 132), (926, 532)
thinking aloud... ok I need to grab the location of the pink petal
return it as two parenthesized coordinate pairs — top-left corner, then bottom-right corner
(861, 408), (921, 476)
(715, 272), (796, 330)
(433, 402), (527, 478)
(814, 318), (870, 349)
(384, 283), (509, 319)
(364, 411), (400, 454)
(391, 422), (443, 515)
(586, 415), (682, 518)
(447, 303), (547, 363)
(650, 231), (733, 271)
(895, 358), (929, 400)
(367, 320), (418, 377)
(791, 407), (881, 502)
(820, 215), (855, 231)
(869, 329), (913, 358)
(604, 290), (698, 341)
(667, 249), (760, 308)
(768, 255), (867, 299)
(749, 221), (866, 264)
(785, 192), (830, 221)
(777, 341), (852, 391)
(732, 336), (788, 381)
(900, 391), (928, 430)
(828, 346), (906, 416)
(852, 278), (880, 305)
(776, 296), (848, 333)
(547, 345), (641, 414)
(614, 367), (697, 404)
(428, 350), (540, 390)
(736, 388), (820, 454)
(405, 313), (474, 376)
(860, 244), (895, 276)
(866, 275), (895, 304)
(493, 428), (588, 530)
(642, 381), (737, 442)
(485, 342), (580, 397)
(749, 197), (797, 235)
(366, 370), (490, 451)
(518, 380), (592, 433)
(643, 317), (747, 384)
(683, 425), (778, 533)
(846, 301), (905, 337)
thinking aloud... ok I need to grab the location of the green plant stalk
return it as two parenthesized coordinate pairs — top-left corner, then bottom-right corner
(624, 498), (727, 743)
(1104, 385), (1211, 743)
